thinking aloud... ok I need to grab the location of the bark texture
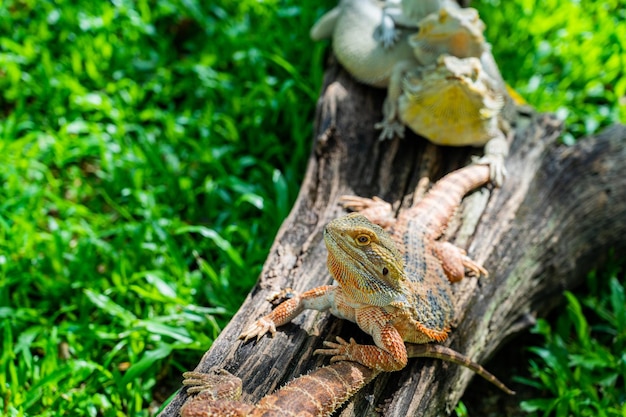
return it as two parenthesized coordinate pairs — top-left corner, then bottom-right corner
(159, 60), (626, 416)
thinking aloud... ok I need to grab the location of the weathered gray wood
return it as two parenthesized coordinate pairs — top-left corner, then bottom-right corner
(159, 59), (626, 416)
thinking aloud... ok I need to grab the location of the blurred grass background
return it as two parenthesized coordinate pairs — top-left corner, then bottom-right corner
(0, 0), (623, 416)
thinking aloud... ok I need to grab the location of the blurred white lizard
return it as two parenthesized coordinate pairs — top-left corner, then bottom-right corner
(310, 0), (417, 88)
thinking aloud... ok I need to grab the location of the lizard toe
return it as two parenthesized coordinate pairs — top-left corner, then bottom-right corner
(314, 336), (352, 357)
(329, 355), (350, 363)
(238, 318), (276, 342)
(182, 369), (242, 398)
(464, 258), (488, 277)
(473, 154), (506, 187)
(375, 120), (405, 140)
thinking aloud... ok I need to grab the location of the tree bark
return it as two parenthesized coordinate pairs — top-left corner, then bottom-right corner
(159, 60), (626, 416)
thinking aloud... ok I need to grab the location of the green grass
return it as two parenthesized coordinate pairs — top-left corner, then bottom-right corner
(477, 0), (625, 144)
(0, 0), (624, 416)
(517, 260), (626, 417)
(1, 0), (331, 415)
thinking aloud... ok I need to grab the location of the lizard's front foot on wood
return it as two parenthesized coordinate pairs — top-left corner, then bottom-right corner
(375, 119), (405, 140)
(314, 336), (360, 364)
(473, 153), (506, 187)
(314, 336), (406, 372)
(182, 369), (242, 398)
(239, 317), (277, 342)
(474, 132), (509, 186)
(339, 196), (396, 229)
(181, 369), (254, 417)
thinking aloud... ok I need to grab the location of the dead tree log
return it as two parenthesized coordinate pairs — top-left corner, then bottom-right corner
(160, 61), (626, 416)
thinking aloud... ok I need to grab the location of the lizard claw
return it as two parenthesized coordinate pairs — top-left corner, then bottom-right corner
(182, 369), (241, 397)
(314, 336), (358, 363)
(239, 317), (277, 342)
(472, 154), (506, 187)
(374, 24), (400, 49)
(462, 255), (489, 278)
(374, 15), (400, 49)
(375, 119), (405, 140)
(474, 133), (508, 187)
(182, 371), (213, 394)
(267, 287), (297, 306)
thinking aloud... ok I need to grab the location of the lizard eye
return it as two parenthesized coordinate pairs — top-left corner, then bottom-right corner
(382, 267), (389, 276)
(355, 235), (370, 246)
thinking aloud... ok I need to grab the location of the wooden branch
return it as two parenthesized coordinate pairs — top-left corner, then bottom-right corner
(159, 61), (626, 416)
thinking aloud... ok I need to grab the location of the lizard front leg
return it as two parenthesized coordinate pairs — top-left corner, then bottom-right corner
(374, 6), (402, 49)
(239, 285), (336, 341)
(315, 307), (408, 372)
(375, 60), (417, 140)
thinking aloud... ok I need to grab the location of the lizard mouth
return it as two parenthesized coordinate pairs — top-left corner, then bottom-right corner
(445, 75), (464, 82)
(324, 228), (355, 259)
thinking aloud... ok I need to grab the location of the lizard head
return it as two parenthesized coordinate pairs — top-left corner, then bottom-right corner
(323, 213), (408, 306)
(409, 6), (486, 65)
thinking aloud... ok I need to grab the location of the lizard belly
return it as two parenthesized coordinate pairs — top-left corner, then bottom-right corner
(397, 56), (503, 147)
(398, 91), (497, 146)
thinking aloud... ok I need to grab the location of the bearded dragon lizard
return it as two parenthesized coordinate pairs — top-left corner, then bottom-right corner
(312, 2), (510, 185)
(180, 344), (511, 417)
(237, 164), (512, 405)
(374, 4), (511, 185)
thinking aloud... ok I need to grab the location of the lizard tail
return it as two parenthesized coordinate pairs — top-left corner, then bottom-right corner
(256, 361), (380, 416)
(407, 343), (515, 395)
(412, 164), (490, 235)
